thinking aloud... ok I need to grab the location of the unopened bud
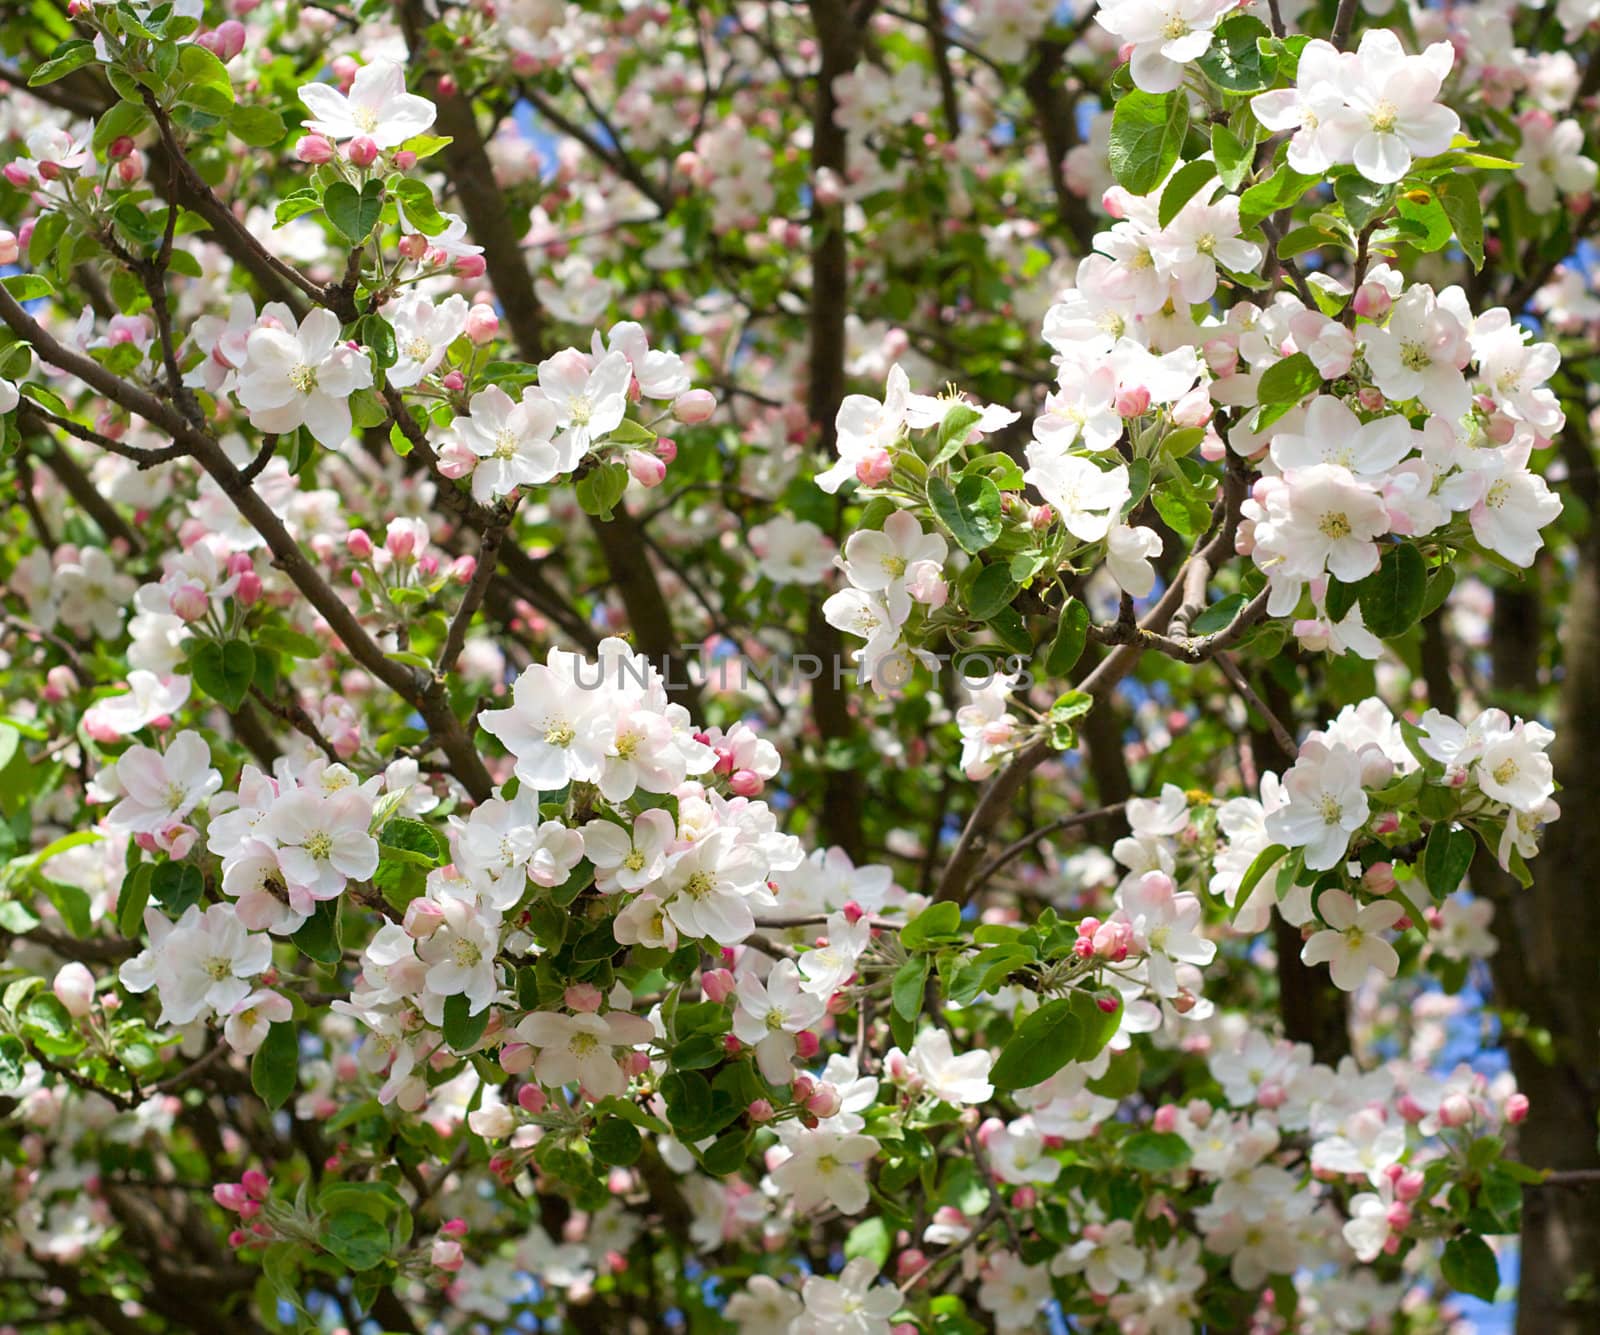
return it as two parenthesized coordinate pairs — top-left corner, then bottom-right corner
(346, 136), (380, 168)
(296, 134), (335, 165)
(671, 389), (716, 424)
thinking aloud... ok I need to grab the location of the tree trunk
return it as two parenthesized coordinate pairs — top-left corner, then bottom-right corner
(1483, 579), (1600, 1334)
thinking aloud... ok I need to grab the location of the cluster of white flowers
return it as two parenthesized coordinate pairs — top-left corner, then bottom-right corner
(821, 508), (950, 693)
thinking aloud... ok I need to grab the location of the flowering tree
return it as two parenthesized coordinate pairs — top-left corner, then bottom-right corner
(0, 0), (1597, 1332)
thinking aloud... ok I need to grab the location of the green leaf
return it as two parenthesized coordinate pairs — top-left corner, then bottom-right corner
(1108, 90), (1188, 197)
(575, 462), (629, 519)
(324, 179), (385, 245)
(117, 863), (153, 939)
(1395, 194), (1453, 253)
(1122, 1131), (1193, 1173)
(0, 1035), (25, 1091)
(1212, 124), (1251, 192)
(92, 101), (151, 155)
(442, 993), (489, 1051)
(1048, 690), (1093, 750)
(360, 315), (397, 370)
(967, 563), (1018, 619)
(590, 1117), (643, 1167)
(394, 178), (448, 236)
(1441, 1233), (1500, 1302)
(1356, 542), (1426, 638)
(177, 44), (236, 113)
(900, 901), (963, 951)
(1334, 175), (1396, 231)
(324, 1210), (390, 1271)
(1232, 844), (1288, 919)
(1196, 16), (1277, 92)
(845, 1217), (892, 1271)
(1256, 352), (1321, 406)
(251, 1021), (298, 1111)
(1240, 165), (1319, 230)
(27, 213), (67, 271)
(930, 403), (984, 466)
(1424, 822), (1475, 900)
(28, 40), (96, 86)
(150, 861), (204, 916)
(1158, 160), (1218, 228)
(275, 189), (323, 226)
(2, 275), (53, 303)
(929, 474), (1003, 554)
(292, 897), (342, 964)
(1436, 175), (1485, 270)
(1191, 593), (1246, 635)
(229, 105), (286, 147)
(891, 954), (930, 1022)
(1044, 599), (1089, 678)
(190, 638), (255, 711)
(990, 998), (1084, 1091)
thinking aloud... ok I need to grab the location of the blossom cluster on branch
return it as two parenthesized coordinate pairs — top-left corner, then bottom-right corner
(0, 0), (1596, 1332)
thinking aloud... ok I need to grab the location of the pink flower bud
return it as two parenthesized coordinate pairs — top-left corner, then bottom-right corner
(1439, 1092), (1474, 1127)
(43, 665), (77, 702)
(806, 1083), (842, 1118)
(793, 1031), (820, 1060)
(213, 19), (247, 60)
(385, 523), (419, 559)
(296, 134), (335, 164)
(392, 150), (418, 170)
(397, 232), (429, 261)
(895, 1250), (927, 1282)
(431, 1238), (464, 1271)
(169, 583), (209, 622)
(1396, 1094), (1426, 1123)
(1171, 387), (1213, 429)
(564, 983), (603, 1013)
(1116, 386), (1151, 418)
(1371, 811), (1400, 836)
(627, 449), (666, 487)
(449, 555), (477, 585)
(654, 437), (678, 464)
(441, 370), (467, 392)
(747, 1098), (775, 1123)
(346, 136), (379, 168)
(1096, 994), (1120, 1014)
(1152, 1103), (1179, 1133)
(1356, 386), (1386, 413)
(1353, 282), (1392, 320)
(1011, 1186), (1038, 1209)
(1505, 1092), (1529, 1124)
(454, 254), (487, 279)
(52, 962), (95, 1017)
(671, 389), (716, 424)
(1362, 862), (1397, 894)
(346, 528), (374, 560)
(403, 897), (445, 939)
(728, 768), (763, 797)
(517, 1083), (547, 1113)
(701, 968), (736, 1004)
(791, 1074), (816, 1102)
(438, 440), (477, 479)
(855, 448), (892, 487)
(0, 230), (17, 265)
(1395, 1170), (1426, 1202)
(108, 136), (136, 162)
(241, 1169), (271, 1199)
(212, 1183), (252, 1213)
(464, 304), (499, 344)
(439, 1217), (468, 1238)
